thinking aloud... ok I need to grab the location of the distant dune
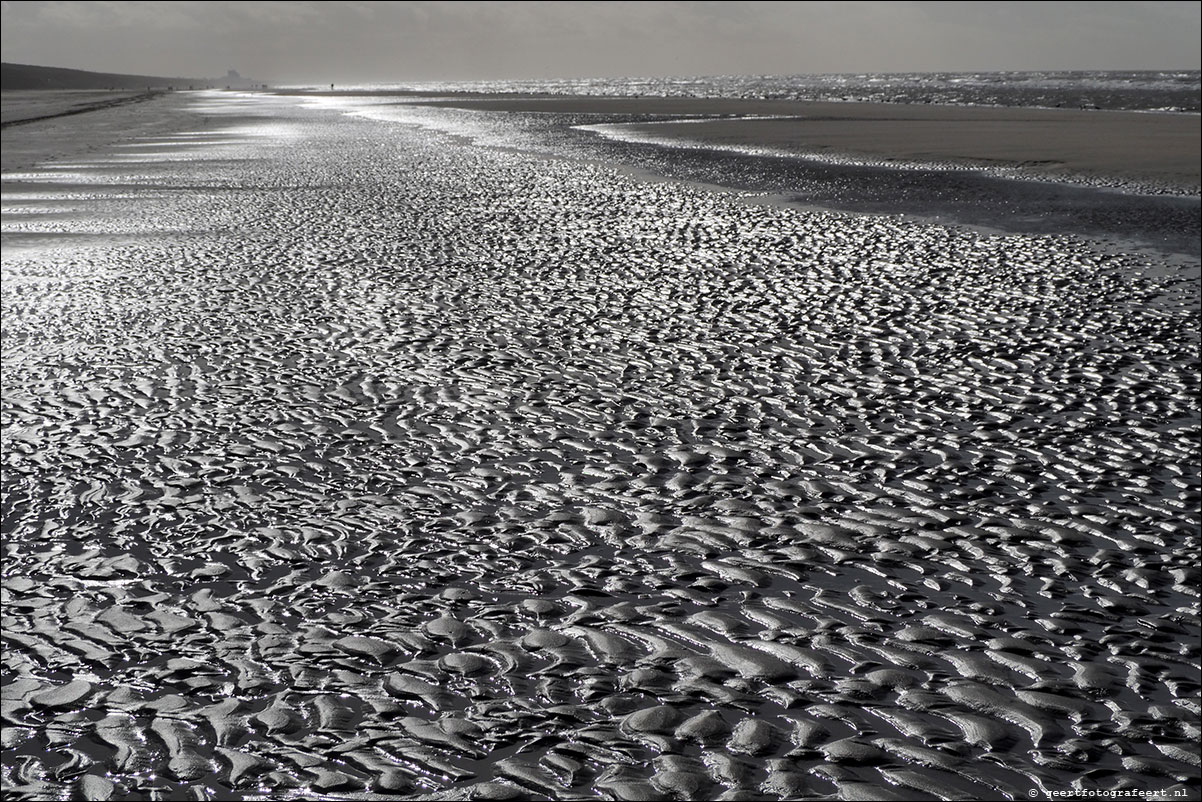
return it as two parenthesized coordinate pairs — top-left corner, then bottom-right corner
(2, 62), (217, 91)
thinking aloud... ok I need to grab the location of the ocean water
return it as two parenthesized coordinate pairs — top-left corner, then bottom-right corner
(318, 70), (1201, 113)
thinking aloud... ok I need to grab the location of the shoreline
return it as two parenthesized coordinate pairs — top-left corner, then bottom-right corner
(274, 90), (1202, 194)
(266, 89), (1201, 257)
(4, 89), (1198, 257)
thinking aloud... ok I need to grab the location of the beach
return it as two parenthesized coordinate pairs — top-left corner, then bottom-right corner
(2, 88), (1200, 801)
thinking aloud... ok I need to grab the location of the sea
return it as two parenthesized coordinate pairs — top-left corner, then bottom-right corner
(319, 70), (1201, 113)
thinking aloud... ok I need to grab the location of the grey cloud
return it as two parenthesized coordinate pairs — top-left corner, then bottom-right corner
(1, 1), (1198, 83)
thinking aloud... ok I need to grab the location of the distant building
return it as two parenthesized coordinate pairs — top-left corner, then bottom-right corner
(222, 69), (264, 90)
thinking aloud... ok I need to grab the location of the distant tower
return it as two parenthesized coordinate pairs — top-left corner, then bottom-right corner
(227, 69), (241, 81)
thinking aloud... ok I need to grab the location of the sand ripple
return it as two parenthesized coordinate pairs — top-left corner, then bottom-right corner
(2, 92), (1199, 800)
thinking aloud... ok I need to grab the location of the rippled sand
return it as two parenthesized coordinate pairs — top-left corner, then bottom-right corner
(2, 92), (1200, 801)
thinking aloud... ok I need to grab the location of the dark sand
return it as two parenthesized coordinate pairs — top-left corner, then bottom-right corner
(395, 95), (1201, 190)
(0, 91), (182, 173)
(1, 89), (161, 127)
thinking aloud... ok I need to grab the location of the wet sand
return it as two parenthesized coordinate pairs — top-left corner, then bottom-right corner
(2, 91), (1200, 801)
(0, 90), (186, 174)
(1, 90), (162, 127)
(348, 94), (1202, 192)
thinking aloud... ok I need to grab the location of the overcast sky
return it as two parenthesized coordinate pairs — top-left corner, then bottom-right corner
(1, 1), (1199, 83)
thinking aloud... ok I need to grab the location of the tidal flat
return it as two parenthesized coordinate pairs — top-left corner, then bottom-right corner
(2, 90), (1199, 801)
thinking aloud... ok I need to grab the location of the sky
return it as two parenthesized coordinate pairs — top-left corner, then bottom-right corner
(1, 1), (1199, 83)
